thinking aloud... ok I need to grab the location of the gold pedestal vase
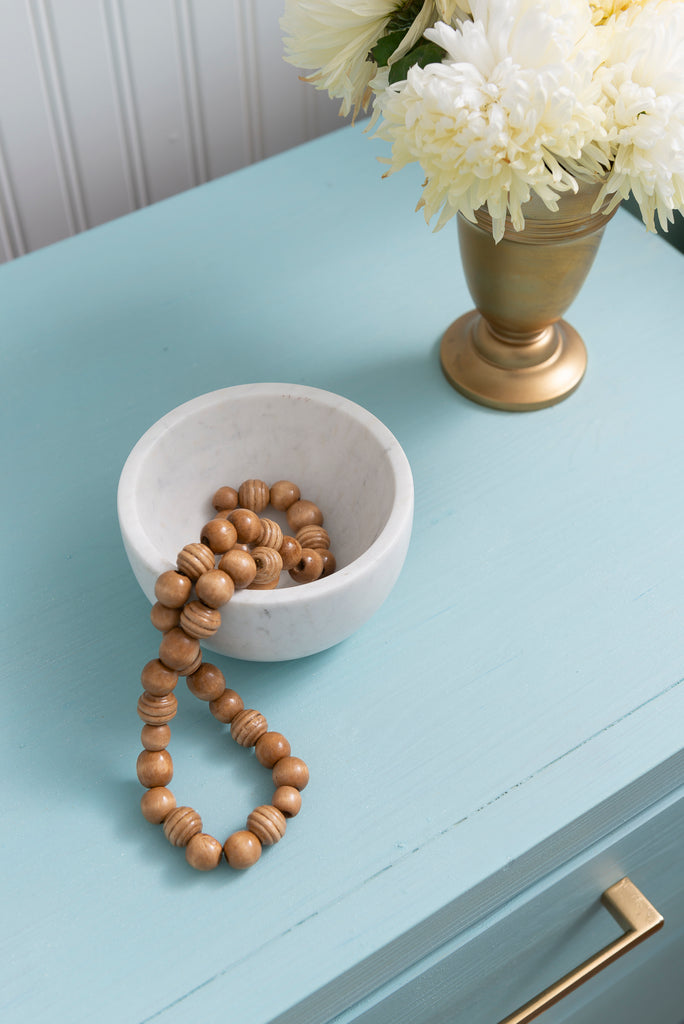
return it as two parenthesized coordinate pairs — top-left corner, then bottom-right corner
(440, 183), (619, 412)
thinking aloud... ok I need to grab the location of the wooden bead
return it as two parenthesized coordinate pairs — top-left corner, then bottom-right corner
(163, 805), (202, 847)
(209, 688), (244, 723)
(159, 627), (201, 672)
(176, 542), (215, 580)
(269, 480), (301, 511)
(289, 548), (323, 583)
(195, 568), (234, 607)
(278, 535), (302, 572)
(137, 691), (178, 725)
(249, 546), (283, 587)
(212, 485), (239, 512)
(181, 649), (203, 677)
(141, 659), (178, 696)
(186, 832), (223, 871)
(140, 786), (176, 824)
(141, 723), (171, 751)
(200, 517), (237, 554)
(319, 549), (336, 577)
(272, 755), (309, 790)
(272, 786), (302, 818)
(296, 524), (331, 551)
(150, 602), (181, 632)
(154, 570), (192, 608)
(257, 518), (283, 550)
(255, 731), (291, 768)
(287, 499), (323, 531)
(247, 805), (287, 845)
(223, 830), (262, 869)
(231, 708), (268, 746)
(238, 479), (270, 513)
(218, 548), (257, 589)
(180, 600), (221, 639)
(187, 663), (226, 702)
(228, 508), (261, 544)
(136, 749), (173, 788)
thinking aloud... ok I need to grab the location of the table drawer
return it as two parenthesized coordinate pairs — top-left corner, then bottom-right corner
(338, 784), (684, 1024)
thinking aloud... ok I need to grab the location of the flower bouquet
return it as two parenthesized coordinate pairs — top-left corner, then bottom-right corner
(282, 0), (684, 410)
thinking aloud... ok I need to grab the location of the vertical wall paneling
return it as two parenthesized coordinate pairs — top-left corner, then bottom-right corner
(173, 0), (208, 185)
(0, 135), (26, 261)
(250, 0), (309, 160)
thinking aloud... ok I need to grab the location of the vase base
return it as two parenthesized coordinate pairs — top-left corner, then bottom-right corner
(440, 311), (587, 412)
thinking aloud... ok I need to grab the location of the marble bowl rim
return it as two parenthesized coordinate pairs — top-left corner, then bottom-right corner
(117, 382), (414, 609)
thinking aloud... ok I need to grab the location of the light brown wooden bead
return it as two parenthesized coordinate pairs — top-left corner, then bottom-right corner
(289, 548), (323, 584)
(223, 830), (262, 869)
(272, 786), (302, 818)
(187, 662), (226, 702)
(278, 535), (302, 572)
(136, 748), (173, 788)
(159, 627), (201, 672)
(163, 805), (202, 847)
(257, 518), (283, 550)
(249, 546), (283, 587)
(231, 708), (268, 747)
(319, 550), (336, 577)
(181, 649), (203, 677)
(180, 600), (221, 639)
(137, 691), (178, 725)
(255, 731), (291, 768)
(200, 517), (238, 554)
(140, 786), (176, 824)
(186, 832), (223, 871)
(296, 524), (331, 551)
(150, 602), (181, 632)
(209, 688), (244, 723)
(154, 570), (192, 608)
(212, 485), (239, 512)
(141, 659), (178, 696)
(272, 755), (309, 790)
(218, 548), (257, 588)
(269, 480), (301, 511)
(195, 568), (235, 607)
(287, 499), (324, 531)
(238, 478), (270, 513)
(228, 508), (261, 544)
(176, 542), (215, 580)
(247, 805), (287, 845)
(141, 723), (171, 751)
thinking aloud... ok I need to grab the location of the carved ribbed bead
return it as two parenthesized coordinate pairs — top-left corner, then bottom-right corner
(223, 830), (261, 869)
(209, 688), (244, 723)
(186, 833), (223, 871)
(137, 691), (178, 725)
(154, 570), (192, 608)
(238, 479), (270, 513)
(247, 805), (287, 845)
(141, 659), (178, 696)
(269, 480), (301, 511)
(140, 786), (176, 824)
(180, 600), (221, 639)
(200, 518), (237, 554)
(218, 548), (257, 589)
(163, 806), (202, 847)
(272, 786), (302, 818)
(228, 508), (261, 544)
(250, 546), (282, 587)
(287, 499), (323, 531)
(272, 755), (309, 790)
(159, 628), (201, 672)
(187, 663), (226, 702)
(296, 524), (331, 551)
(212, 485), (239, 512)
(257, 518), (283, 550)
(150, 602), (181, 632)
(176, 542), (215, 580)
(195, 568), (234, 607)
(136, 749), (173, 788)
(231, 708), (268, 747)
(289, 548), (323, 583)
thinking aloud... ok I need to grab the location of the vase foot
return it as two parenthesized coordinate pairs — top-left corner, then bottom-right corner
(440, 311), (587, 412)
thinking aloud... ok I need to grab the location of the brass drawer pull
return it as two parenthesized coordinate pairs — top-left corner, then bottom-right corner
(499, 877), (663, 1024)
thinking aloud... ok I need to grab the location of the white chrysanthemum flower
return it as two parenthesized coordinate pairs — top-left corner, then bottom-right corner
(592, 0), (684, 230)
(588, 0), (650, 25)
(374, 0), (606, 240)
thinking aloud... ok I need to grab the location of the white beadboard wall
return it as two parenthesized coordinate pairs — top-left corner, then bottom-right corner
(0, 0), (346, 262)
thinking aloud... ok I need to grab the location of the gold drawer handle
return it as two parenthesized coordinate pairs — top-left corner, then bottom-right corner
(499, 877), (664, 1024)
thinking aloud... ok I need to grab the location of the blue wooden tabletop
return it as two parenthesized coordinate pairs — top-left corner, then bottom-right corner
(1, 123), (683, 1024)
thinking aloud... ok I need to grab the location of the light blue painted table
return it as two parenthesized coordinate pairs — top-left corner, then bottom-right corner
(2, 124), (683, 1024)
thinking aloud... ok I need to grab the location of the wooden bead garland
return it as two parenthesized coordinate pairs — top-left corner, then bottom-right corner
(136, 478), (323, 871)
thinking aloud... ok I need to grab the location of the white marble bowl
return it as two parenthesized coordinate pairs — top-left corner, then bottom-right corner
(117, 384), (414, 661)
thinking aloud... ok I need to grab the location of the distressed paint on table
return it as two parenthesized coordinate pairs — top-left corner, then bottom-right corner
(1, 123), (683, 1024)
